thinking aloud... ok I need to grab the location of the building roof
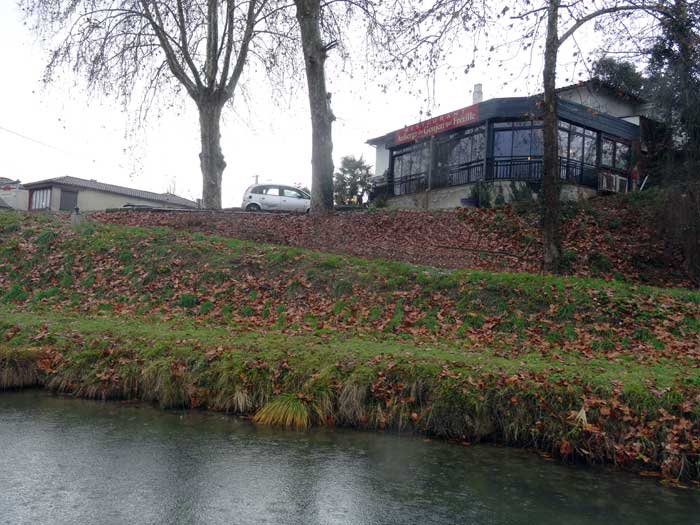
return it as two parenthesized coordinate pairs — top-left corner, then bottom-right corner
(0, 177), (21, 187)
(22, 176), (198, 208)
(367, 95), (640, 148)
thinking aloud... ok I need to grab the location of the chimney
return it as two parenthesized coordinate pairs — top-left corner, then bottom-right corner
(473, 83), (483, 104)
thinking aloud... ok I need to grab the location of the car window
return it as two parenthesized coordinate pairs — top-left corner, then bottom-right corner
(282, 189), (303, 198)
(250, 186), (266, 194)
(264, 187), (281, 196)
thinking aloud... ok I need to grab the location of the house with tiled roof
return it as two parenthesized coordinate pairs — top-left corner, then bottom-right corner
(21, 176), (198, 211)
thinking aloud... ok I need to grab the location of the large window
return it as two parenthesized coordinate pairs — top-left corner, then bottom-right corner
(434, 125), (486, 186)
(30, 188), (51, 210)
(492, 121), (544, 180)
(391, 141), (430, 195)
(601, 138), (631, 171)
(493, 121), (543, 158)
(558, 121), (599, 183)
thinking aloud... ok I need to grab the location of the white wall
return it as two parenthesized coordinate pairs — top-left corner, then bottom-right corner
(32, 186), (192, 212)
(559, 87), (639, 118)
(0, 186), (28, 210)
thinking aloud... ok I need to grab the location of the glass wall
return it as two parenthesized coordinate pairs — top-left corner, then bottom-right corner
(558, 121), (599, 185)
(434, 125), (486, 187)
(601, 138), (631, 171)
(492, 121), (544, 179)
(387, 116), (634, 196)
(391, 141), (430, 195)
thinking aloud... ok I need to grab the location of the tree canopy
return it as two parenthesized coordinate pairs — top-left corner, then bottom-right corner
(333, 155), (372, 205)
(21, 0), (298, 209)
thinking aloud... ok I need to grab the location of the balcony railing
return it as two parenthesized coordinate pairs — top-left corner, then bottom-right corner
(375, 156), (623, 198)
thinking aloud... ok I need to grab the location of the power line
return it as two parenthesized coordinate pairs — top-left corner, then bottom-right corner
(0, 122), (129, 173)
(0, 123), (73, 155)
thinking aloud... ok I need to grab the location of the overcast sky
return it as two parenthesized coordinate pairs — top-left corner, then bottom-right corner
(0, 1), (603, 207)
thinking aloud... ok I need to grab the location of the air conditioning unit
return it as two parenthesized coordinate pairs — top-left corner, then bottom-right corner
(598, 172), (628, 193)
(616, 176), (629, 193)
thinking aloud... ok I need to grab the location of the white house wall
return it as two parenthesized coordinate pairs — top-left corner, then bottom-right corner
(32, 186), (190, 212)
(74, 189), (188, 211)
(0, 188), (28, 210)
(558, 87), (638, 118)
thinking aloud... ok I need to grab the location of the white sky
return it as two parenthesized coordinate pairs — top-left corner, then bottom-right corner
(0, 1), (603, 207)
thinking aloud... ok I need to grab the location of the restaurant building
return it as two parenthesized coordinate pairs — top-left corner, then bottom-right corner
(367, 82), (650, 209)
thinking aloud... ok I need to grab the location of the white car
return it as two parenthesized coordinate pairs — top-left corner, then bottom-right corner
(242, 184), (311, 213)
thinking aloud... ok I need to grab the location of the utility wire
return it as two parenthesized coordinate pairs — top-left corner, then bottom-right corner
(0, 122), (129, 172)
(0, 123), (73, 155)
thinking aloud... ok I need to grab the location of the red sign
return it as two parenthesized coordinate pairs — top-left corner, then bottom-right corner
(394, 104), (480, 145)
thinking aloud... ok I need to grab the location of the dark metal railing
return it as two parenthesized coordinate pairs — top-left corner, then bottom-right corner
(379, 156), (609, 198)
(491, 158), (543, 181)
(394, 173), (427, 196)
(432, 162), (485, 188)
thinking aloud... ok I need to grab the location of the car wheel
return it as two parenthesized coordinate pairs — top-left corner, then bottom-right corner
(246, 203), (261, 212)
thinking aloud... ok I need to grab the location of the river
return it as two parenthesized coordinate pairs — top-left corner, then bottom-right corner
(1, 391), (698, 524)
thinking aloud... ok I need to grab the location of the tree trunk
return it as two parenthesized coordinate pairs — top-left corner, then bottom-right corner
(198, 97), (226, 210)
(541, 0), (562, 273)
(295, 0), (335, 214)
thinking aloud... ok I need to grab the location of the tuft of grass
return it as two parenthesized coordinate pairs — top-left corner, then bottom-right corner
(199, 300), (214, 315)
(35, 230), (58, 247)
(2, 284), (28, 304)
(254, 393), (311, 430)
(0, 348), (42, 389)
(589, 252), (612, 274)
(178, 294), (199, 308)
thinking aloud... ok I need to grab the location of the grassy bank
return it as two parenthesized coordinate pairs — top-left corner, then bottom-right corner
(1, 211), (699, 481)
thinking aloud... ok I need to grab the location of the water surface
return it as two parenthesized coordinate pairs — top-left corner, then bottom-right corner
(1, 391), (698, 524)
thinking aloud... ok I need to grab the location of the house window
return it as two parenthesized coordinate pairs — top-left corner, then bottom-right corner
(583, 134), (597, 166)
(558, 121), (600, 184)
(391, 141), (430, 195)
(491, 121), (546, 180)
(493, 121), (544, 158)
(30, 188), (51, 210)
(434, 124), (486, 187)
(615, 143), (630, 170)
(601, 138), (630, 171)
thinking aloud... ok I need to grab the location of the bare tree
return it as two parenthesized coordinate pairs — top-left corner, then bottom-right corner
(295, 0), (336, 213)
(293, 0), (387, 214)
(510, 0), (679, 271)
(22, 0), (289, 209)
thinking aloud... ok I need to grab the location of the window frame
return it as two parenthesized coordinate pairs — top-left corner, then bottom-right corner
(492, 120), (544, 159)
(30, 188), (51, 210)
(282, 188), (304, 199)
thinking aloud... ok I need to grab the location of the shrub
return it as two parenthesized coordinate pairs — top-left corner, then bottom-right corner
(178, 294), (199, 308)
(588, 252), (612, 274)
(2, 284), (28, 303)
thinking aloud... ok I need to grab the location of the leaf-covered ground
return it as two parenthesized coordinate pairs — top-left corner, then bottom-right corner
(1, 211), (699, 483)
(90, 192), (693, 289)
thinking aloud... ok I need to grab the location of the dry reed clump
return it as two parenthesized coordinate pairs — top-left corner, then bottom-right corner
(253, 393), (313, 430)
(0, 351), (41, 389)
(141, 360), (192, 408)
